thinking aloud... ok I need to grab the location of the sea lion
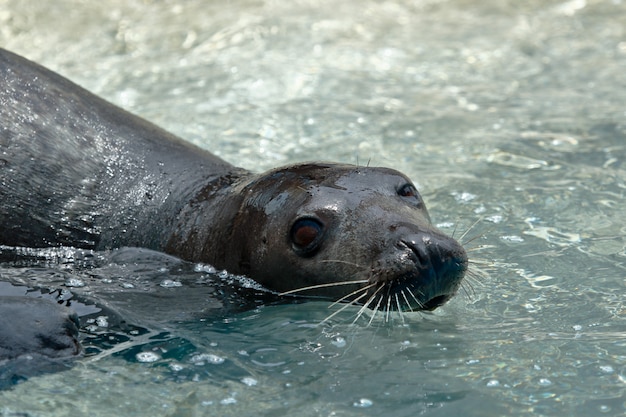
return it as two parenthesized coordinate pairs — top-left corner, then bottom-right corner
(0, 48), (467, 323)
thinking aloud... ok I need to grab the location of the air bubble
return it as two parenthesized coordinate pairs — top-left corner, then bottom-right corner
(190, 353), (225, 365)
(353, 398), (373, 408)
(241, 377), (258, 386)
(136, 352), (160, 363)
(331, 337), (346, 348)
(160, 279), (182, 288)
(65, 277), (85, 287)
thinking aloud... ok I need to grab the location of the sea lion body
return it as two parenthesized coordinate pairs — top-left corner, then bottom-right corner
(0, 48), (467, 360)
(0, 48), (235, 251)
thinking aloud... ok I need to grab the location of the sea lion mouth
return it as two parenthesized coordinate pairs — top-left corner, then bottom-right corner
(420, 294), (451, 311)
(365, 275), (457, 312)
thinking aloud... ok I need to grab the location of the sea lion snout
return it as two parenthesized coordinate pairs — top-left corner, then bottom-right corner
(369, 229), (468, 311)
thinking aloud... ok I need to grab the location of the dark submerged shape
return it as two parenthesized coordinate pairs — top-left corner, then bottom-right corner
(0, 48), (466, 334)
(0, 296), (80, 359)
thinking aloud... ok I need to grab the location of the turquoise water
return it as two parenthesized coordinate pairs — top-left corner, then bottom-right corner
(1, 0), (626, 415)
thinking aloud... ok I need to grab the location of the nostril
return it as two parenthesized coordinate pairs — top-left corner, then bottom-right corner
(400, 235), (431, 267)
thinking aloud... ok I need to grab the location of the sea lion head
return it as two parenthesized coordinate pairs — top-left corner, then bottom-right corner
(224, 163), (467, 311)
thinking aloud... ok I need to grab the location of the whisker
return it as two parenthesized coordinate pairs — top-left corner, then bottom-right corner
(468, 257), (494, 266)
(463, 272), (485, 293)
(458, 217), (483, 243)
(394, 294), (406, 326)
(465, 263), (492, 284)
(451, 221), (459, 239)
(385, 286), (392, 323)
(279, 279), (368, 296)
(352, 285), (385, 324)
(458, 263), (491, 301)
(319, 290), (371, 325)
(465, 245), (495, 253)
(352, 295), (375, 324)
(459, 281), (473, 300)
(462, 232), (488, 247)
(466, 279), (478, 298)
(318, 259), (365, 269)
(405, 286), (425, 310)
(328, 282), (376, 309)
(367, 289), (385, 326)
(400, 290), (412, 312)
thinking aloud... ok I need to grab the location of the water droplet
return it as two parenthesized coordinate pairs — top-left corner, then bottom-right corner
(160, 279), (182, 288)
(353, 398), (373, 408)
(241, 377), (258, 386)
(486, 214), (503, 223)
(65, 277), (85, 287)
(220, 397), (237, 405)
(136, 352), (160, 363)
(501, 235), (524, 243)
(190, 353), (225, 365)
(331, 337), (346, 348)
(194, 263), (216, 273)
(451, 191), (476, 203)
(599, 365), (614, 374)
(169, 363), (184, 372)
(538, 378), (552, 386)
(95, 316), (109, 327)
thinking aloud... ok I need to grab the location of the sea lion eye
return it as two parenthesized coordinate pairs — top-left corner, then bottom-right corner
(290, 218), (324, 256)
(398, 183), (419, 198)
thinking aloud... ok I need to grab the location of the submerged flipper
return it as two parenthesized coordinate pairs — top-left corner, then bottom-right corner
(0, 296), (81, 360)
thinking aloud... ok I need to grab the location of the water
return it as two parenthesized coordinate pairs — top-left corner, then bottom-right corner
(1, 0), (626, 415)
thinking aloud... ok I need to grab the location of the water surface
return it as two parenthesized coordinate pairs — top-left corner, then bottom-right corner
(1, 0), (625, 415)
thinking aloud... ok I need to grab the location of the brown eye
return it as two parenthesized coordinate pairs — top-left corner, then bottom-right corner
(398, 183), (418, 198)
(293, 223), (319, 247)
(290, 218), (324, 256)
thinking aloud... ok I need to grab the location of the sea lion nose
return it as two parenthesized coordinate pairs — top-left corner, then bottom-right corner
(399, 232), (467, 264)
(397, 232), (467, 310)
(399, 231), (468, 280)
